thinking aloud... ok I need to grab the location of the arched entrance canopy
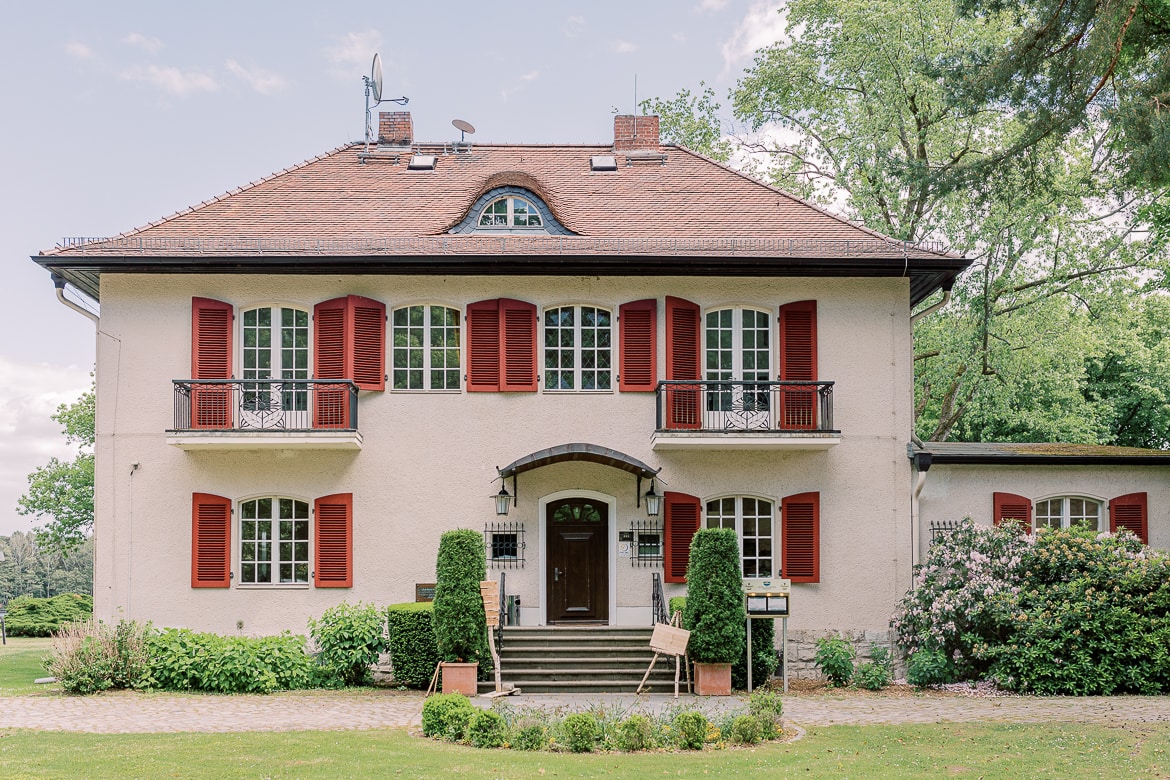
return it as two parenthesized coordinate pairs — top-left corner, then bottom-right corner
(497, 442), (661, 507)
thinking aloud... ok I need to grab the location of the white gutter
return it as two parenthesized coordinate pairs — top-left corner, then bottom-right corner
(910, 288), (952, 325)
(52, 274), (100, 324)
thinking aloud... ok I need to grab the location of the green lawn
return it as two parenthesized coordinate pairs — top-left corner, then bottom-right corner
(0, 638), (54, 695)
(0, 722), (1166, 779)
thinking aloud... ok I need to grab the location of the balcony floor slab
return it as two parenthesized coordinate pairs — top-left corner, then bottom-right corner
(166, 430), (363, 450)
(651, 431), (840, 451)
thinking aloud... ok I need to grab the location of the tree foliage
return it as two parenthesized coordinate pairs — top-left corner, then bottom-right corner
(17, 386), (95, 554)
(0, 532), (93, 602)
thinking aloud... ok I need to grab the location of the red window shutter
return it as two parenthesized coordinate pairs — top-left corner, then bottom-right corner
(778, 300), (818, 430)
(664, 491), (701, 583)
(190, 297), (233, 429)
(315, 493), (353, 588)
(619, 299), (657, 391)
(500, 298), (538, 391)
(191, 493), (231, 588)
(349, 295), (386, 391)
(313, 297), (351, 428)
(664, 296), (701, 429)
(782, 491), (820, 583)
(1110, 492), (1148, 544)
(467, 299), (501, 391)
(993, 492), (1032, 531)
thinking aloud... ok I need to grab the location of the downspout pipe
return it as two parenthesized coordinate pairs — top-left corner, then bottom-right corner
(910, 286), (952, 325)
(911, 451), (932, 568)
(52, 274), (99, 325)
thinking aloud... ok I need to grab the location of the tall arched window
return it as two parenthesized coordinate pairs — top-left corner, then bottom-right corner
(241, 306), (310, 421)
(391, 305), (461, 390)
(705, 307), (771, 423)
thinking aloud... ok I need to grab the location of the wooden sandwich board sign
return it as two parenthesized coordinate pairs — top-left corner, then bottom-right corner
(637, 614), (691, 698)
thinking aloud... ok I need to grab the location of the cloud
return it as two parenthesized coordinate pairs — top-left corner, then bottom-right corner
(612, 40), (638, 54)
(325, 29), (382, 77)
(564, 15), (586, 37)
(722, 2), (789, 74)
(65, 42), (94, 59)
(123, 33), (163, 54)
(520, 70), (539, 82)
(226, 60), (289, 95)
(696, 0), (728, 10)
(121, 64), (219, 95)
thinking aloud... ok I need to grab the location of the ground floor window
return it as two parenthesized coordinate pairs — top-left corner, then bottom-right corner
(1035, 496), (1104, 532)
(706, 496), (775, 577)
(240, 497), (310, 584)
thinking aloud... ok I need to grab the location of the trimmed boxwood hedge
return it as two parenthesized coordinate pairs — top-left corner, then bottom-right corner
(682, 528), (746, 664)
(386, 602), (440, 688)
(3, 593), (92, 637)
(433, 529), (491, 670)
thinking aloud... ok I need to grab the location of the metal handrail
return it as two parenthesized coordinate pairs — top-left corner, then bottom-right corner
(655, 379), (837, 433)
(171, 378), (359, 432)
(651, 572), (669, 625)
(496, 572), (506, 658)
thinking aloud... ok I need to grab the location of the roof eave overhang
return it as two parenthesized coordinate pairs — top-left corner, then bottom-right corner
(35, 252), (970, 306)
(918, 453), (1170, 467)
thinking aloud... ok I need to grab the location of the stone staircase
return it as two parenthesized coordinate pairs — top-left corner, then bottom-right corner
(479, 625), (685, 694)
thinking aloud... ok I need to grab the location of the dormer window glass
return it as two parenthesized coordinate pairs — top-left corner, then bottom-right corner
(478, 196), (544, 228)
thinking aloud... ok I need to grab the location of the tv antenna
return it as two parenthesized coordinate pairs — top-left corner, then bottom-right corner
(364, 53), (409, 154)
(452, 118), (476, 143)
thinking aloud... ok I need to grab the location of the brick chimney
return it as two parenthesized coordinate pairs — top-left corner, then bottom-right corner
(378, 111), (413, 146)
(613, 114), (660, 151)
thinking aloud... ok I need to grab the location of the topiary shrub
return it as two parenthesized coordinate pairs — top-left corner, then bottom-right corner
(4, 593), (92, 637)
(674, 596), (778, 690)
(814, 635), (855, 686)
(385, 602), (439, 688)
(308, 602), (386, 687)
(615, 714), (655, 751)
(45, 618), (152, 694)
(468, 710), (507, 748)
(560, 712), (601, 753)
(421, 693), (478, 739)
(749, 687), (784, 739)
(433, 530), (490, 670)
(682, 529), (746, 665)
(728, 714), (761, 745)
(673, 710), (708, 750)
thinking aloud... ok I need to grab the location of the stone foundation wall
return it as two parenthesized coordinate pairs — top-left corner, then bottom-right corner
(782, 629), (905, 680)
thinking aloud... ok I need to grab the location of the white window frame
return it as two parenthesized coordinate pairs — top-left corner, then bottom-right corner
(390, 303), (462, 392)
(1034, 495), (1105, 532)
(703, 306), (773, 383)
(704, 494), (777, 578)
(477, 195), (544, 228)
(237, 495), (312, 587)
(542, 304), (614, 392)
(239, 303), (312, 426)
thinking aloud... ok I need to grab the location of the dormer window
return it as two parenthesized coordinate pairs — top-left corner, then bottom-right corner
(478, 196), (544, 228)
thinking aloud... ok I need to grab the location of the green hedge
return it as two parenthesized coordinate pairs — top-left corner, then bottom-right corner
(3, 593), (92, 637)
(386, 602), (440, 688)
(671, 596), (778, 689)
(682, 528), (746, 664)
(145, 628), (320, 693)
(433, 529), (491, 672)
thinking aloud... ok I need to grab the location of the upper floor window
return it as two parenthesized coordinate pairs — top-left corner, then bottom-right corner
(392, 305), (461, 390)
(479, 196), (543, 228)
(1035, 496), (1104, 532)
(544, 305), (613, 391)
(705, 308), (771, 384)
(706, 496), (775, 578)
(241, 306), (310, 420)
(240, 497), (310, 585)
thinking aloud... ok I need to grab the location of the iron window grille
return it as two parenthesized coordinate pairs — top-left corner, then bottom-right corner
(628, 518), (664, 567)
(485, 521), (526, 569)
(928, 519), (964, 542)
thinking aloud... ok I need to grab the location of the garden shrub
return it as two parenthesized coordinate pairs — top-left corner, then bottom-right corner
(308, 601), (386, 687)
(385, 602), (439, 688)
(728, 714), (761, 745)
(510, 719), (548, 751)
(855, 644), (892, 690)
(814, 635), (855, 686)
(146, 629), (317, 693)
(905, 645), (954, 687)
(672, 596), (778, 690)
(615, 714), (655, 751)
(682, 529), (746, 665)
(560, 712), (600, 753)
(673, 710), (708, 750)
(421, 693), (477, 739)
(433, 530), (491, 673)
(46, 618), (152, 694)
(4, 593), (92, 637)
(467, 710), (507, 748)
(749, 687), (784, 739)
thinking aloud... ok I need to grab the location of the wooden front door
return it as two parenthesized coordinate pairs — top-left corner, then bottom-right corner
(546, 498), (609, 624)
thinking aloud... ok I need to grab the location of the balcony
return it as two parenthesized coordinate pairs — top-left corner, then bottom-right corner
(166, 379), (362, 450)
(652, 380), (840, 451)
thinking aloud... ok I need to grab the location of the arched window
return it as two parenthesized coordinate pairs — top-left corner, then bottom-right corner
(240, 497), (310, 584)
(544, 305), (613, 391)
(1035, 496), (1104, 532)
(241, 306), (310, 421)
(391, 305), (461, 390)
(478, 195), (544, 228)
(706, 496), (775, 577)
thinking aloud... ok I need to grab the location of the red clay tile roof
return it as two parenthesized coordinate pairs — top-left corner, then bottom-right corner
(915, 441), (1170, 464)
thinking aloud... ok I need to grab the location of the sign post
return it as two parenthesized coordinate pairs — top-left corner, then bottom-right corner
(743, 577), (791, 693)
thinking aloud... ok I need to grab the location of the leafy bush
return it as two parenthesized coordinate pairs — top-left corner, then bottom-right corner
(855, 644), (892, 690)
(729, 715), (761, 745)
(673, 710), (708, 750)
(308, 601), (386, 687)
(421, 693), (478, 739)
(674, 596), (777, 689)
(814, 635), (855, 686)
(45, 618), (152, 694)
(559, 713), (600, 753)
(4, 593), (92, 637)
(146, 629), (318, 693)
(906, 645), (954, 687)
(510, 720), (548, 751)
(749, 687), (784, 739)
(433, 530), (490, 668)
(468, 710), (507, 748)
(615, 714), (655, 751)
(668, 596), (687, 621)
(385, 602), (439, 688)
(682, 529), (746, 664)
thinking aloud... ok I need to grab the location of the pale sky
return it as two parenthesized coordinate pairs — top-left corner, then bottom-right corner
(0, 1), (788, 534)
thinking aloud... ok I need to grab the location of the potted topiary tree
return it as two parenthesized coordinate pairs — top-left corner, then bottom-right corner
(432, 529), (489, 695)
(683, 527), (746, 695)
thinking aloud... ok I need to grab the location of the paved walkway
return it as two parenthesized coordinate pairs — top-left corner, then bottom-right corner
(3, 691), (1170, 733)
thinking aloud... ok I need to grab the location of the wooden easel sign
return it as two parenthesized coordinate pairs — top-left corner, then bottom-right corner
(637, 617), (691, 698)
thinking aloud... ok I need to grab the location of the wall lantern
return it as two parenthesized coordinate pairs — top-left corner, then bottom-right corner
(643, 481), (661, 517)
(494, 485), (513, 516)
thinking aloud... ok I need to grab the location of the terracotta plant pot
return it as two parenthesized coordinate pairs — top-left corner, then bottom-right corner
(694, 662), (733, 696)
(440, 662), (479, 696)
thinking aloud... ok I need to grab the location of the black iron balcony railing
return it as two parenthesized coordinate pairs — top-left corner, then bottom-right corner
(171, 379), (359, 432)
(655, 380), (836, 433)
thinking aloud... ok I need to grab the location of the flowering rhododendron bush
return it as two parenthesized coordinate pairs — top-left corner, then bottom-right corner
(892, 519), (1170, 694)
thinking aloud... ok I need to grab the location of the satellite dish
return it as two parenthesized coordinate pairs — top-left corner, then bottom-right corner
(452, 119), (476, 142)
(370, 54), (383, 103)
